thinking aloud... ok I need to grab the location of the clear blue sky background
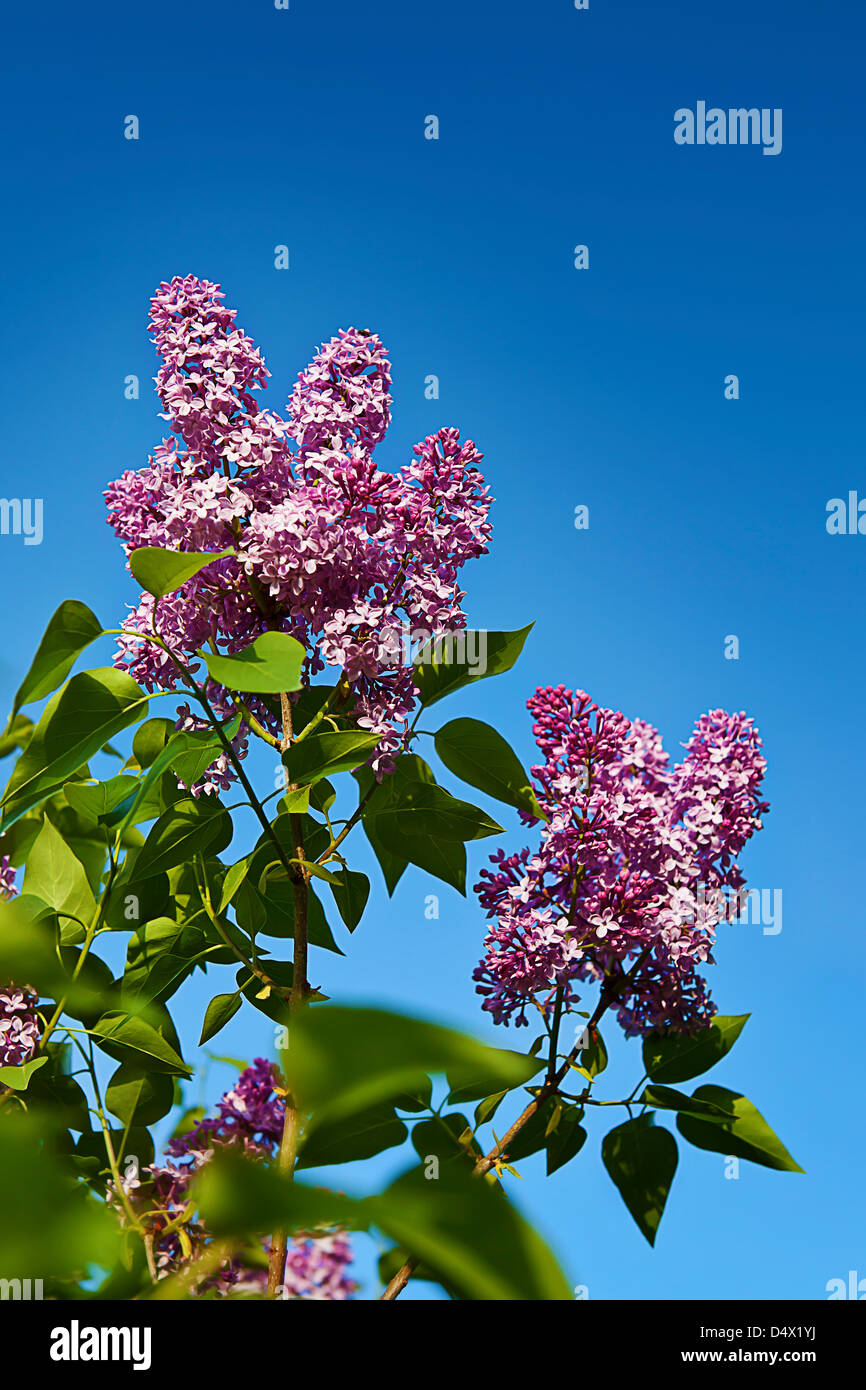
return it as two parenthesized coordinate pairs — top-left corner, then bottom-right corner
(1, 0), (863, 1299)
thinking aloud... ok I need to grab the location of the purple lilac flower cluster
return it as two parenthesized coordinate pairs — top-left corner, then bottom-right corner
(0, 856), (40, 1068)
(473, 687), (768, 1036)
(113, 1058), (356, 1298)
(105, 276), (492, 783)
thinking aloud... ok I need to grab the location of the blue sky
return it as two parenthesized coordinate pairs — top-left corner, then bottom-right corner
(1, 0), (863, 1299)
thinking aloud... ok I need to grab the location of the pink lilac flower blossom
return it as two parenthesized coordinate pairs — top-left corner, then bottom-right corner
(106, 277), (492, 782)
(111, 1058), (356, 1299)
(473, 688), (768, 1037)
(0, 859), (40, 1069)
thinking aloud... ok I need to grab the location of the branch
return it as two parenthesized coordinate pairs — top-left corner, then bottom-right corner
(266, 691), (311, 1297)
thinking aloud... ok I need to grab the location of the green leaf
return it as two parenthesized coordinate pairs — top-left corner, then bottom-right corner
(105, 1065), (174, 1126)
(112, 729), (225, 844)
(234, 876), (344, 955)
(474, 1091), (507, 1128)
(328, 868), (370, 932)
(193, 1149), (360, 1240)
(447, 1051), (543, 1104)
(0, 1056), (49, 1091)
(546, 1107), (587, 1175)
(367, 1163), (572, 1301)
(358, 762), (498, 895)
(132, 718), (176, 769)
(674, 1085), (804, 1172)
(434, 717), (543, 818)
(100, 866), (172, 933)
(580, 1025), (608, 1078)
(309, 778), (336, 814)
(199, 992), (242, 1046)
(74, 1125), (154, 1175)
(296, 1104), (408, 1170)
(129, 545), (234, 600)
(394, 1077), (434, 1114)
(353, 767), (408, 895)
(283, 730), (382, 787)
(0, 714), (34, 760)
(219, 855), (252, 913)
(0, 899), (103, 1015)
(373, 814), (467, 895)
(285, 1005), (545, 1125)
(643, 1014), (751, 1085)
(371, 781), (504, 841)
(91, 1012), (192, 1076)
(642, 1084), (739, 1119)
(259, 858), (342, 889)
(64, 774), (140, 823)
(124, 916), (195, 976)
(133, 797), (232, 880)
(0, 1115), (121, 1279)
(27, 1066), (92, 1132)
(193, 1144), (573, 1302)
(10, 600), (103, 718)
(280, 785), (310, 814)
(57, 947), (116, 1026)
(122, 951), (199, 1006)
(601, 1114), (678, 1246)
(1, 668), (149, 830)
(411, 1113), (480, 1167)
(24, 816), (97, 927)
(413, 623), (534, 708)
(202, 631), (305, 695)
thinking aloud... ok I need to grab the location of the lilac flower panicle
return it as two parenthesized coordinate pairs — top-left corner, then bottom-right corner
(474, 688), (768, 1037)
(106, 277), (493, 783)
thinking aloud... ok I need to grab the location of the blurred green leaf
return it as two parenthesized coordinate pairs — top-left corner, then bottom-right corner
(285, 1004), (544, 1125)
(367, 1162), (572, 1301)
(0, 1115), (120, 1280)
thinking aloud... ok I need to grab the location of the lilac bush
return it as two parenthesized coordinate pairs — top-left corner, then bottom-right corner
(0, 274), (801, 1304)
